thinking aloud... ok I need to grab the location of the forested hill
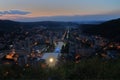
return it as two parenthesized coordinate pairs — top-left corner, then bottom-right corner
(82, 18), (120, 41)
(0, 20), (78, 31)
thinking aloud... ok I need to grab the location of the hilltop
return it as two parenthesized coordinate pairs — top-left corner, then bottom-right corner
(0, 20), (78, 32)
(82, 18), (120, 41)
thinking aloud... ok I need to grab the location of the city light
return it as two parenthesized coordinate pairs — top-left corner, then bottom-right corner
(49, 58), (54, 63)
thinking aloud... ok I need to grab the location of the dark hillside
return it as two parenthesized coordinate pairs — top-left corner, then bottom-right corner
(82, 18), (120, 41)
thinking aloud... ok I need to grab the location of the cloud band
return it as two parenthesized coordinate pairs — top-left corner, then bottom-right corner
(0, 10), (31, 15)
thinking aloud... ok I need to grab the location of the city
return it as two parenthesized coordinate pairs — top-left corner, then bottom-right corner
(0, 20), (120, 79)
(0, 0), (120, 80)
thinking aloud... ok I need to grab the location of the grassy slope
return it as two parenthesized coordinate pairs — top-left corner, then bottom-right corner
(0, 56), (120, 80)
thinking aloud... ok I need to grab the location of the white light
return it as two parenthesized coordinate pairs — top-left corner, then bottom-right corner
(49, 58), (54, 63)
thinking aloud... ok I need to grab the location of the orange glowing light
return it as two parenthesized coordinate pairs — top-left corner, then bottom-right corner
(6, 52), (15, 59)
(6, 55), (13, 59)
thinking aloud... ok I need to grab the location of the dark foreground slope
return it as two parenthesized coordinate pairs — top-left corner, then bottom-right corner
(1, 57), (120, 80)
(82, 18), (120, 41)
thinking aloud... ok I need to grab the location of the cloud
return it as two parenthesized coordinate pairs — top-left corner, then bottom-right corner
(0, 10), (31, 15)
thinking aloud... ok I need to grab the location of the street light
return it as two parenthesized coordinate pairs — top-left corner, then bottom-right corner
(49, 58), (54, 63)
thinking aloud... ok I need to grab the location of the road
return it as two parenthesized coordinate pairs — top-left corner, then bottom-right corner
(41, 29), (68, 67)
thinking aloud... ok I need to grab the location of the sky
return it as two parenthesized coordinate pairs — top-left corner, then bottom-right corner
(0, 0), (120, 22)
